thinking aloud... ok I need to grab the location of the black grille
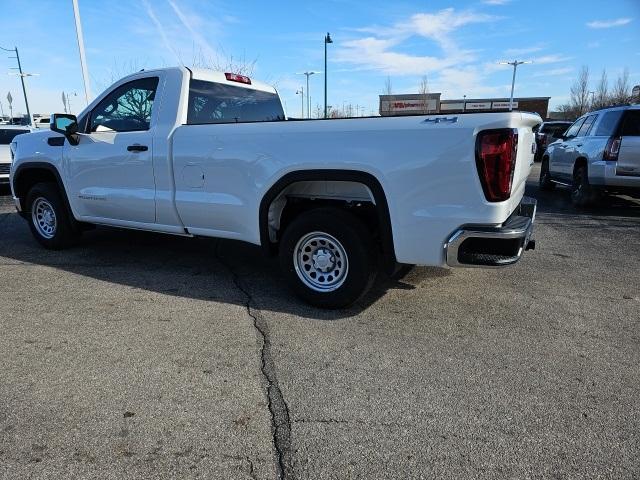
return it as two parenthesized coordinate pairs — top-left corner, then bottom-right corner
(0, 164), (10, 175)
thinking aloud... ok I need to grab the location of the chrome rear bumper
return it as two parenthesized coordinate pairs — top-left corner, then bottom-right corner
(445, 196), (537, 267)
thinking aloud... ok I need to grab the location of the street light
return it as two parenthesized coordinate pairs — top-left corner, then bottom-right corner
(297, 71), (319, 119)
(1, 45), (34, 126)
(324, 32), (333, 119)
(295, 87), (304, 118)
(498, 60), (532, 111)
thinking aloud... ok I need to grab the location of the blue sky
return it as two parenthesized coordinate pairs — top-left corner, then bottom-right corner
(0, 0), (638, 117)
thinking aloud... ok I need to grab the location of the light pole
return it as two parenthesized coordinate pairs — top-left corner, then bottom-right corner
(324, 32), (332, 118)
(297, 71), (319, 119)
(72, 0), (92, 105)
(1, 45), (34, 126)
(499, 60), (532, 111)
(463, 94), (466, 112)
(295, 87), (304, 118)
(589, 91), (595, 108)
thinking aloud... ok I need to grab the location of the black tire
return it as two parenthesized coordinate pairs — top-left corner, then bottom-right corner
(539, 158), (555, 191)
(571, 165), (593, 208)
(279, 208), (377, 308)
(26, 182), (79, 249)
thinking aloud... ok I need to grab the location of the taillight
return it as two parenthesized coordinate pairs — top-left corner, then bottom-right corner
(225, 72), (252, 84)
(475, 128), (518, 202)
(603, 136), (621, 161)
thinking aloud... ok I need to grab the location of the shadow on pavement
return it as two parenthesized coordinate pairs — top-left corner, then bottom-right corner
(526, 177), (640, 219)
(0, 210), (447, 320)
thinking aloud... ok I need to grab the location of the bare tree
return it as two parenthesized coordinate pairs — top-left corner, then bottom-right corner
(611, 68), (631, 105)
(570, 66), (590, 116)
(593, 69), (609, 110)
(383, 76), (393, 95)
(418, 75), (429, 95)
(191, 46), (257, 76)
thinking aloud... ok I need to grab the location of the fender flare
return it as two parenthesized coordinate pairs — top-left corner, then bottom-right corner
(12, 162), (77, 228)
(258, 169), (396, 263)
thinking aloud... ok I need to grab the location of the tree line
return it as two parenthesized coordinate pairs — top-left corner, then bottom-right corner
(558, 66), (634, 119)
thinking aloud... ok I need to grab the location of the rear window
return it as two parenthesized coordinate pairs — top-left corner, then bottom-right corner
(544, 123), (571, 137)
(187, 80), (285, 125)
(593, 110), (624, 136)
(619, 110), (640, 136)
(0, 129), (29, 145)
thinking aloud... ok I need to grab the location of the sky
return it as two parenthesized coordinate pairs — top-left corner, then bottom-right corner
(0, 0), (638, 118)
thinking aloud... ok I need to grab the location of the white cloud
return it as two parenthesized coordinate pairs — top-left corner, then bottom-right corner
(141, 0), (182, 63)
(586, 18), (632, 29)
(531, 54), (572, 64)
(532, 67), (573, 77)
(504, 45), (544, 56)
(167, 0), (217, 58)
(482, 0), (511, 5)
(336, 9), (498, 75)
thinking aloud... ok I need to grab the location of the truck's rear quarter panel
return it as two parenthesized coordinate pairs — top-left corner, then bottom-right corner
(171, 112), (539, 266)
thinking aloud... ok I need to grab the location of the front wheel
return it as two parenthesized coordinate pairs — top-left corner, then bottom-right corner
(279, 208), (377, 308)
(26, 182), (79, 249)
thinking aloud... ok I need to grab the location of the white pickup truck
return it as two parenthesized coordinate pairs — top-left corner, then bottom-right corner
(9, 67), (538, 307)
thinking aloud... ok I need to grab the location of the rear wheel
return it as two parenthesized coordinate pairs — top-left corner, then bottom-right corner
(279, 208), (377, 308)
(539, 158), (555, 191)
(571, 165), (593, 208)
(26, 182), (79, 249)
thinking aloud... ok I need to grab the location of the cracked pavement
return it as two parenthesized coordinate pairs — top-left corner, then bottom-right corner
(1, 165), (639, 479)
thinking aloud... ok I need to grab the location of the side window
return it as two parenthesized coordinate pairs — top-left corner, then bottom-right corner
(577, 115), (597, 137)
(89, 77), (159, 133)
(564, 117), (586, 139)
(619, 110), (640, 137)
(594, 111), (624, 136)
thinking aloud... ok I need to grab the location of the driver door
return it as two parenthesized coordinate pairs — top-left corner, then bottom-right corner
(65, 76), (160, 224)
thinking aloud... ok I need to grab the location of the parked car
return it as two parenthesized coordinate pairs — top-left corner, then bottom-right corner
(0, 125), (31, 184)
(539, 105), (640, 206)
(9, 67), (539, 307)
(33, 116), (51, 129)
(533, 121), (572, 161)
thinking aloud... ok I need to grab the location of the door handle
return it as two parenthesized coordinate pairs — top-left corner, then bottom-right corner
(127, 144), (148, 152)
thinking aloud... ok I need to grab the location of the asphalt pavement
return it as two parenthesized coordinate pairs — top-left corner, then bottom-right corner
(0, 165), (639, 479)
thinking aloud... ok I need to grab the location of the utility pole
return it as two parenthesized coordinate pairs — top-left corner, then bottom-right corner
(296, 87), (304, 118)
(499, 60), (532, 111)
(72, 0), (92, 105)
(1, 46), (33, 125)
(324, 32), (333, 118)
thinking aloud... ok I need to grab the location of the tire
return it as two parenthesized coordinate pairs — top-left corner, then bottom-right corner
(279, 207), (377, 308)
(571, 165), (593, 208)
(26, 182), (79, 249)
(539, 158), (555, 191)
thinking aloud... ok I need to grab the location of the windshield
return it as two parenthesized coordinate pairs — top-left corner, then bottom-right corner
(0, 129), (29, 145)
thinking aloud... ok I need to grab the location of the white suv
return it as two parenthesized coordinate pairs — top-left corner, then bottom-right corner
(539, 105), (640, 206)
(0, 126), (31, 185)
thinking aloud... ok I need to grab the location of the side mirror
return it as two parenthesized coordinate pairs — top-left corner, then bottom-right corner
(50, 113), (79, 145)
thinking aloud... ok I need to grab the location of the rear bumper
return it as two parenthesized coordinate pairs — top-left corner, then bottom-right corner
(445, 196), (537, 267)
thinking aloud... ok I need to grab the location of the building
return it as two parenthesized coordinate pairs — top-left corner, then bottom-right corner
(380, 94), (551, 119)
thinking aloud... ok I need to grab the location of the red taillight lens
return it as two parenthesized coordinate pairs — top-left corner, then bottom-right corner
(603, 136), (621, 161)
(475, 128), (518, 202)
(225, 72), (252, 84)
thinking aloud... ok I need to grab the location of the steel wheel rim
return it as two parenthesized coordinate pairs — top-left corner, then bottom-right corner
(293, 232), (349, 292)
(31, 197), (57, 239)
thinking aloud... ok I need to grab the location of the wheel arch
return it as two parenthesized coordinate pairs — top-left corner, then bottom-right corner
(259, 169), (396, 264)
(12, 162), (76, 227)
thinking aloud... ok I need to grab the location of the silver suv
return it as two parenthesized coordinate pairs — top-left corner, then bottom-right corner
(539, 105), (640, 206)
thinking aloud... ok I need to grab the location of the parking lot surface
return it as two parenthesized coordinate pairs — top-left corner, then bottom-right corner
(1, 165), (639, 479)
